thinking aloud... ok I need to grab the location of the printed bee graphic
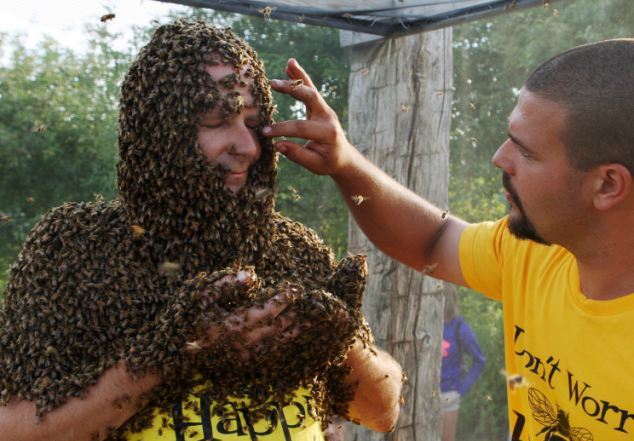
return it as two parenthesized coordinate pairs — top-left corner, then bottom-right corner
(528, 388), (593, 441)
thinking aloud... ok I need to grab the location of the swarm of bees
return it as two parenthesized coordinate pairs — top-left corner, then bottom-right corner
(0, 20), (371, 439)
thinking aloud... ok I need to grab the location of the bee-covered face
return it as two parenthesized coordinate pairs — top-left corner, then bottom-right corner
(197, 62), (262, 194)
(116, 20), (278, 242)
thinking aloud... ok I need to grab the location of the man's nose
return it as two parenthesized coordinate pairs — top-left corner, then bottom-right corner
(230, 124), (260, 158)
(492, 140), (514, 175)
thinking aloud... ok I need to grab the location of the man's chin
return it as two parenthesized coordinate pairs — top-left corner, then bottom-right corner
(507, 214), (550, 246)
(224, 178), (247, 194)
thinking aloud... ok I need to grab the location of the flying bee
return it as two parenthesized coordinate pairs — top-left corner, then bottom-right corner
(350, 195), (369, 206)
(258, 6), (273, 19)
(288, 186), (301, 201)
(100, 13), (115, 22)
(422, 262), (438, 275)
(528, 388), (593, 441)
(500, 370), (530, 391)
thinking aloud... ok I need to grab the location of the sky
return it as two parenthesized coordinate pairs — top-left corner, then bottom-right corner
(0, 0), (191, 53)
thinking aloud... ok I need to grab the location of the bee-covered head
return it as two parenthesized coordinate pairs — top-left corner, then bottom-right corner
(116, 19), (277, 247)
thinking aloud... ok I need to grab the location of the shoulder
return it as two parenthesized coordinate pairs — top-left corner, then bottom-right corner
(11, 200), (129, 278)
(24, 200), (127, 246)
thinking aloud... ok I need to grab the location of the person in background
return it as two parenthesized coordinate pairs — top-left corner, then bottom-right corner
(440, 286), (485, 441)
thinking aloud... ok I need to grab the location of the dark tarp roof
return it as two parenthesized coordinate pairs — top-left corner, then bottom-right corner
(154, 0), (564, 40)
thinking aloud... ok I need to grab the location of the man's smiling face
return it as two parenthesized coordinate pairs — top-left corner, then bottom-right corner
(197, 62), (261, 193)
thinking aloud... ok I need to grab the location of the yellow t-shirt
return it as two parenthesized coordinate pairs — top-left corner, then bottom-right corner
(124, 387), (325, 441)
(460, 218), (634, 440)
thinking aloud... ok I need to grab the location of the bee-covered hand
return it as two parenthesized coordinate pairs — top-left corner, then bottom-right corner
(190, 271), (301, 361)
(262, 58), (361, 178)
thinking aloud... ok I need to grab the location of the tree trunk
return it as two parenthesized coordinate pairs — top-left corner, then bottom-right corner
(345, 28), (453, 441)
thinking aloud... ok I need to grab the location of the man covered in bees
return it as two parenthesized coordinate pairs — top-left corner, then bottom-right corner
(0, 20), (403, 441)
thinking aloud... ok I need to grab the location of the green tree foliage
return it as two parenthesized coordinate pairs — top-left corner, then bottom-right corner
(0, 27), (130, 287)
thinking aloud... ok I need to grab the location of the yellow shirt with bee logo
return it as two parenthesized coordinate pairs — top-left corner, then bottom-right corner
(460, 218), (634, 441)
(124, 387), (324, 441)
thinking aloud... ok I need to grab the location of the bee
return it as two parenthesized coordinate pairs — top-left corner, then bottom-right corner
(184, 341), (203, 353)
(258, 6), (273, 19)
(422, 262), (438, 275)
(159, 261), (181, 276)
(0, 215), (13, 223)
(528, 387), (593, 441)
(254, 187), (273, 201)
(500, 370), (530, 391)
(350, 194), (369, 206)
(26, 197), (34, 203)
(130, 224), (145, 237)
(100, 13), (116, 23)
(399, 104), (409, 112)
(32, 124), (47, 133)
(288, 186), (301, 201)
(441, 209), (449, 219)
(290, 79), (303, 89)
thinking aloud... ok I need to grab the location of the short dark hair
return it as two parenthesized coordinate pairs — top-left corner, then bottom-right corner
(525, 39), (634, 173)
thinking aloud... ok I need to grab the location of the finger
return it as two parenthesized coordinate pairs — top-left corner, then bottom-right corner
(263, 120), (331, 144)
(212, 274), (236, 287)
(285, 58), (317, 89)
(275, 140), (327, 174)
(241, 296), (290, 325)
(270, 79), (329, 118)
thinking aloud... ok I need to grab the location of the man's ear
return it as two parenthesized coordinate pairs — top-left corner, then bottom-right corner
(592, 163), (632, 211)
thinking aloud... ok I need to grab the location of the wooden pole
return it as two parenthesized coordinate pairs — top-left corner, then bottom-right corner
(345, 27), (453, 441)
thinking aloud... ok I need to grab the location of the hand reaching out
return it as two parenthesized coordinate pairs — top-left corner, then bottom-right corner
(262, 58), (359, 177)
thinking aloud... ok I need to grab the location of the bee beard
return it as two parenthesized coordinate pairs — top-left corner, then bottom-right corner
(502, 173), (550, 246)
(121, 153), (276, 276)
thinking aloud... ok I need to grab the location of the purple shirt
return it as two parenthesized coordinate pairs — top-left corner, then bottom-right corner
(441, 316), (486, 396)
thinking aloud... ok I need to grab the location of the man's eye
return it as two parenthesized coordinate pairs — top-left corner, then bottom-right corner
(200, 121), (225, 129)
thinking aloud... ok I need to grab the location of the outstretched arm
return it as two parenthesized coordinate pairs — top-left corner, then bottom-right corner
(263, 59), (468, 286)
(0, 363), (161, 441)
